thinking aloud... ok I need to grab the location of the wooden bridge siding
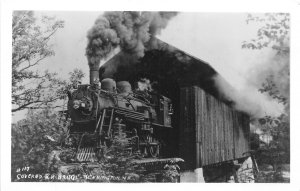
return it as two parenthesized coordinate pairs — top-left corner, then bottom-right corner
(180, 86), (250, 168)
(179, 87), (196, 169)
(234, 113), (250, 159)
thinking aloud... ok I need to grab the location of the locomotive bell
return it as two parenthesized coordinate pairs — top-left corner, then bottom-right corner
(116, 81), (132, 96)
(101, 78), (116, 92)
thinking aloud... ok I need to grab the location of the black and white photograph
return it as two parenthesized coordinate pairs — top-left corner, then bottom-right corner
(1, 0), (299, 189)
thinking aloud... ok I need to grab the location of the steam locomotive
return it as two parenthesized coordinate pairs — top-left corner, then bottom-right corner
(67, 78), (173, 162)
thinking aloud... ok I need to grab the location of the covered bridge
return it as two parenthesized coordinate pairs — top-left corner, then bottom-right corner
(99, 37), (251, 180)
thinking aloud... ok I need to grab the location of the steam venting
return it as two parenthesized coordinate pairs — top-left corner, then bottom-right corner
(137, 78), (153, 92)
(247, 47), (290, 115)
(213, 42), (289, 118)
(213, 74), (284, 118)
(86, 11), (177, 84)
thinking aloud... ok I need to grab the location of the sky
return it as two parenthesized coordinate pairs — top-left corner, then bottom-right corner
(12, 11), (285, 122)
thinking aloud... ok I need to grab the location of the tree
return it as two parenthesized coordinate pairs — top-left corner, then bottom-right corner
(242, 13), (290, 109)
(11, 69), (85, 182)
(12, 11), (65, 112)
(243, 13), (290, 182)
(66, 68), (85, 89)
(11, 108), (68, 181)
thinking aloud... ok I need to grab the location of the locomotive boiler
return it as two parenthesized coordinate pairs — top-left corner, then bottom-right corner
(67, 78), (173, 162)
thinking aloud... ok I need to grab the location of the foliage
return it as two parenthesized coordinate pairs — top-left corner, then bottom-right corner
(243, 13), (290, 182)
(161, 164), (180, 182)
(90, 126), (180, 182)
(94, 126), (144, 182)
(259, 76), (288, 105)
(67, 128), (180, 182)
(12, 11), (65, 112)
(68, 68), (85, 87)
(11, 68), (85, 181)
(256, 114), (289, 166)
(249, 114), (289, 183)
(11, 108), (68, 181)
(242, 13), (289, 51)
(242, 13), (290, 110)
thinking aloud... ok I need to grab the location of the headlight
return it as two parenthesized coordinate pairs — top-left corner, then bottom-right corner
(73, 100), (80, 109)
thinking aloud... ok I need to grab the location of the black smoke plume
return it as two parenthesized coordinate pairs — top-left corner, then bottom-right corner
(86, 11), (177, 72)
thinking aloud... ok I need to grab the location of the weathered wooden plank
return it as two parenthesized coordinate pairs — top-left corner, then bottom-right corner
(210, 94), (215, 164)
(214, 97), (218, 163)
(179, 88), (185, 159)
(199, 87), (203, 167)
(238, 113), (243, 158)
(240, 114), (244, 157)
(228, 109), (233, 160)
(235, 112), (239, 158)
(236, 113), (240, 158)
(232, 111), (236, 158)
(210, 94), (213, 164)
(191, 87), (196, 165)
(216, 100), (219, 163)
(204, 92), (209, 165)
(212, 94), (215, 164)
(213, 97), (217, 163)
(180, 87), (189, 164)
(209, 93), (214, 164)
(226, 105), (230, 160)
(241, 114), (244, 154)
(244, 115), (248, 154)
(223, 104), (228, 161)
(195, 86), (202, 168)
(207, 92), (212, 165)
(245, 115), (250, 153)
(237, 113), (241, 158)
(234, 111), (239, 158)
(192, 87), (198, 167)
(201, 89), (206, 165)
(203, 89), (208, 165)
(224, 104), (227, 161)
(195, 87), (199, 167)
(231, 110), (236, 159)
(216, 100), (221, 163)
(214, 98), (218, 163)
(223, 105), (226, 160)
(220, 102), (224, 162)
(179, 88), (183, 157)
(240, 114), (244, 158)
(218, 101), (222, 163)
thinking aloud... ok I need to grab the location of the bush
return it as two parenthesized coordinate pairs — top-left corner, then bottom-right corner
(11, 109), (68, 181)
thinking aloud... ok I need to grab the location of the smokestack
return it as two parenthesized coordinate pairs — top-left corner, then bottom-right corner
(89, 65), (99, 84)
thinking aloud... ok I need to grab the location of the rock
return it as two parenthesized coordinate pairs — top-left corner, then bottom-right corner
(276, 164), (290, 171)
(125, 172), (140, 181)
(259, 164), (274, 171)
(275, 164), (290, 182)
(236, 157), (255, 183)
